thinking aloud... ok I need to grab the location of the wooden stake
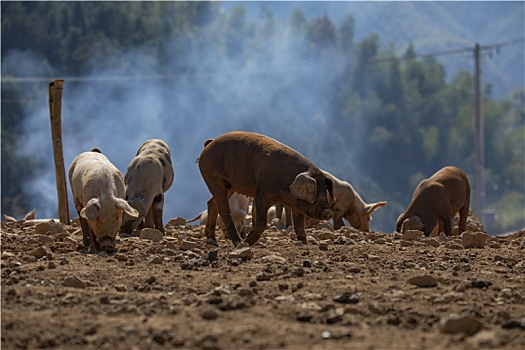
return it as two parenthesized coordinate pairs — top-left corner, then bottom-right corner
(49, 79), (70, 224)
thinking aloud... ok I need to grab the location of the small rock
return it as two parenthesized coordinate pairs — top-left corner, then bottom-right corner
(261, 254), (287, 264)
(421, 237), (440, 247)
(319, 242), (329, 251)
(438, 232), (449, 242)
(446, 242), (464, 250)
(115, 284), (127, 292)
(200, 307), (220, 320)
(228, 247), (254, 260)
(140, 228), (164, 242)
(333, 292), (360, 304)
(235, 242), (250, 249)
(48, 261), (57, 269)
(317, 230), (334, 240)
(403, 230), (423, 241)
(407, 275), (438, 288)
(367, 255), (381, 262)
(462, 231), (489, 249)
(180, 240), (198, 251)
(207, 249), (219, 262)
(31, 245), (53, 259)
(34, 221), (63, 235)
(440, 314), (484, 335)
(63, 275), (88, 289)
(148, 256), (163, 264)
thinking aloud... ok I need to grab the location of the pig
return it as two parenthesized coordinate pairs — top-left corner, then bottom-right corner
(395, 166), (471, 237)
(322, 170), (387, 231)
(198, 131), (334, 247)
(69, 148), (139, 252)
(186, 193), (252, 238)
(120, 139), (174, 234)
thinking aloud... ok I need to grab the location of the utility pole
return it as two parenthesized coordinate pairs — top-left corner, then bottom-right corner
(473, 43), (485, 217)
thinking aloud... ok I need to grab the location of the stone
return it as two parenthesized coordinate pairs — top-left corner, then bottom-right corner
(462, 231), (489, 249)
(180, 240), (198, 251)
(114, 253), (129, 262)
(228, 247), (254, 260)
(438, 232), (449, 242)
(148, 256), (163, 264)
(421, 237), (440, 247)
(446, 242), (464, 250)
(261, 254), (287, 264)
(467, 330), (500, 348)
(31, 245), (54, 259)
(35, 221), (63, 235)
(168, 217), (186, 226)
(407, 275), (438, 288)
(333, 293), (360, 304)
(201, 307), (220, 320)
(63, 275), (88, 289)
(115, 284), (127, 292)
(317, 230), (334, 240)
(439, 314), (484, 335)
(403, 230), (423, 241)
(140, 228), (164, 242)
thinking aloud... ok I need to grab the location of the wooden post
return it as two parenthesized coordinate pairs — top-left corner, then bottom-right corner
(473, 44), (485, 217)
(49, 79), (70, 224)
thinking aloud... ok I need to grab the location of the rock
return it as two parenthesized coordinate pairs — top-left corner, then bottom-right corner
(149, 256), (163, 264)
(115, 284), (127, 292)
(319, 242), (329, 251)
(180, 240), (198, 251)
(140, 228), (163, 242)
(31, 245), (54, 259)
(446, 242), (464, 250)
(440, 314), (484, 335)
(421, 237), (440, 247)
(367, 255), (381, 262)
(261, 254), (287, 264)
(462, 231), (489, 248)
(402, 230), (423, 241)
(317, 230), (334, 240)
(48, 261), (57, 269)
(63, 275), (88, 289)
(438, 232), (449, 242)
(35, 221), (63, 235)
(200, 307), (220, 320)
(406, 275), (438, 288)
(228, 247), (254, 260)
(270, 218), (286, 230)
(317, 222), (334, 231)
(333, 293), (360, 304)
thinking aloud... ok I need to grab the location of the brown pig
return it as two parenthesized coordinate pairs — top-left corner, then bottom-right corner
(120, 139), (174, 234)
(395, 166), (471, 236)
(69, 148), (139, 252)
(198, 131), (334, 247)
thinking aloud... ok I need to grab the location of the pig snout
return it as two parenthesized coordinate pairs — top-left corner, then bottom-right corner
(321, 208), (333, 220)
(98, 236), (116, 252)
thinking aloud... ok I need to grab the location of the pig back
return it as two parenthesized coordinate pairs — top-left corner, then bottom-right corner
(429, 166), (470, 212)
(199, 131), (316, 196)
(69, 151), (126, 203)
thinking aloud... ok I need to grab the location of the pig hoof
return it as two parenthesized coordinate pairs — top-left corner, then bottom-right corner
(206, 238), (218, 247)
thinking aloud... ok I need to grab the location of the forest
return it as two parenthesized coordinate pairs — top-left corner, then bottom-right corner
(1, 1), (524, 234)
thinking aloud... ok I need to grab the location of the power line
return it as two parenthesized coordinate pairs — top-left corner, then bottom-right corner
(1, 39), (523, 83)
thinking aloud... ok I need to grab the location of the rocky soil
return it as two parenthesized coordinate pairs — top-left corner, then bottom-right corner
(1, 213), (524, 350)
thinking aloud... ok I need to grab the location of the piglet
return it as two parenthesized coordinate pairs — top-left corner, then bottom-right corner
(69, 148), (138, 252)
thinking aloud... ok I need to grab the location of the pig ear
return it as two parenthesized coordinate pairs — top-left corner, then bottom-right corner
(80, 198), (101, 221)
(290, 172), (317, 204)
(115, 198), (139, 218)
(364, 201), (387, 214)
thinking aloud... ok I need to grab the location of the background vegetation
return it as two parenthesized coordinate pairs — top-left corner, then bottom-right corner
(2, 2), (524, 234)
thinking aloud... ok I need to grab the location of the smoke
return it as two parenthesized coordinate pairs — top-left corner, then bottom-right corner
(3, 15), (351, 227)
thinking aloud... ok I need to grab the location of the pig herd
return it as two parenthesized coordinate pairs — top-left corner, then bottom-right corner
(69, 131), (471, 253)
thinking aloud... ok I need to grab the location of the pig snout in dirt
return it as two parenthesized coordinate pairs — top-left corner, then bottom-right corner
(322, 170), (386, 232)
(395, 166), (471, 237)
(198, 131), (334, 247)
(69, 150), (139, 252)
(121, 139), (174, 234)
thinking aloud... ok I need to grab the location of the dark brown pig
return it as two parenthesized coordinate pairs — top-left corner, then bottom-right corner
(69, 149), (139, 252)
(395, 166), (471, 236)
(198, 131), (334, 247)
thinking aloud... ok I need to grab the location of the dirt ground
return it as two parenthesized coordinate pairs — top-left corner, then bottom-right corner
(1, 212), (524, 350)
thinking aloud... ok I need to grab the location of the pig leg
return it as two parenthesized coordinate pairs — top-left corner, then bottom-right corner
(152, 194), (165, 233)
(442, 216), (453, 236)
(458, 204), (469, 234)
(214, 192), (241, 246)
(144, 207), (155, 229)
(244, 196), (269, 246)
(204, 197), (219, 246)
(332, 213), (345, 230)
(284, 205), (292, 227)
(292, 211), (307, 244)
(74, 199), (92, 249)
